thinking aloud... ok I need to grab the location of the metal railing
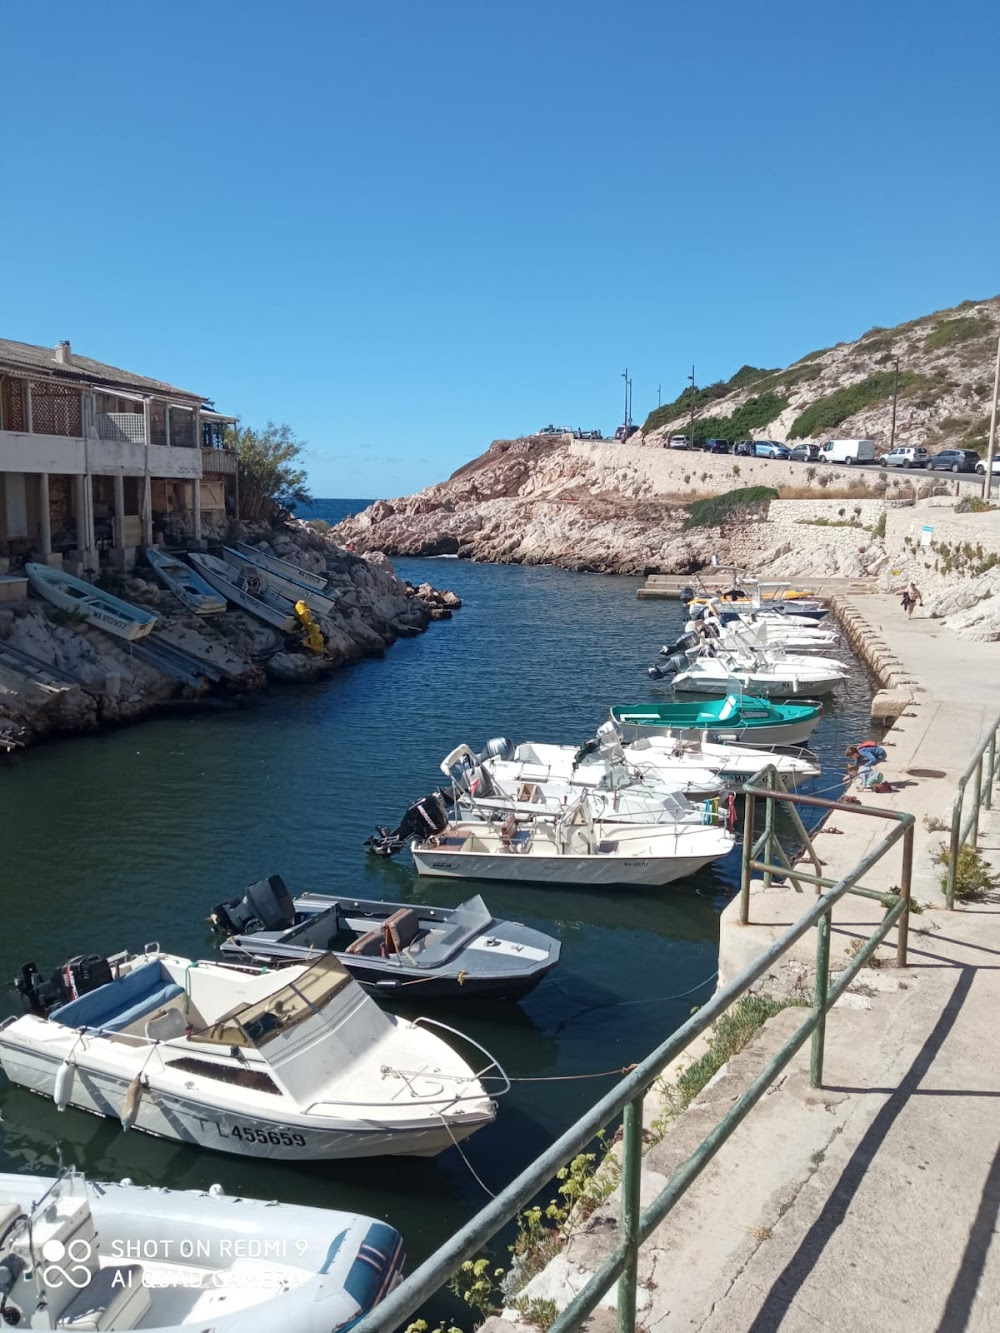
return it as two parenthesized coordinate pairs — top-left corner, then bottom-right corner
(946, 710), (1000, 908)
(351, 770), (913, 1333)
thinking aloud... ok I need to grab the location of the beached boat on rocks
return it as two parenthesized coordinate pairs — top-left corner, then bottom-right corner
(25, 563), (156, 641)
(145, 546), (227, 614)
(187, 552), (300, 632)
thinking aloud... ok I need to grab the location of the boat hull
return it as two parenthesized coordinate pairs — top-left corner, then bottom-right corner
(235, 542), (330, 592)
(0, 1036), (492, 1160)
(25, 563), (156, 641)
(145, 548), (227, 615)
(223, 549), (338, 617)
(671, 669), (843, 697)
(188, 553), (298, 632)
(412, 846), (725, 887)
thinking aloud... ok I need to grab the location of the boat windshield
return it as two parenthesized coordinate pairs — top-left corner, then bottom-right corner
(415, 894), (493, 966)
(191, 955), (351, 1048)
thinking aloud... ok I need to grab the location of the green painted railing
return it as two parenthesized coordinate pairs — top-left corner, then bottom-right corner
(351, 773), (913, 1333)
(945, 711), (1000, 908)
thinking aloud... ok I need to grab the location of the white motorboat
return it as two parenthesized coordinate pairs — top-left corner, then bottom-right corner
(0, 1167), (403, 1333)
(669, 644), (847, 697)
(187, 552), (300, 633)
(222, 548), (339, 617)
(1, 948), (502, 1160)
(234, 541), (331, 593)
(145, 547), (227, 615)
(25, 564), (156, 641)
(688, 606), (840, 651)
(368, 789), (734, 888)
(617, 731), (822, 791)
(443, 739), (724, 803)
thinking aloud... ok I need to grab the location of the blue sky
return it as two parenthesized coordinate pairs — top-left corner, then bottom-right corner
(2, 0), (997, 497)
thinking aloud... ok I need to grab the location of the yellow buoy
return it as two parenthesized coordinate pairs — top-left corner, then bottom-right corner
(294, 600), (325, 654)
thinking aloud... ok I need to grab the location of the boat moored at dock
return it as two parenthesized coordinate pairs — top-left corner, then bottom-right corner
(610, 694), (822, 747)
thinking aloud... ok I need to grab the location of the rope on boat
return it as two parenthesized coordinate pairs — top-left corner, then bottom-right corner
(436, 1110), (497, 1199)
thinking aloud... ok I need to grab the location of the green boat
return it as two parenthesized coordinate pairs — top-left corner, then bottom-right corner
(610, 694), (822, 747)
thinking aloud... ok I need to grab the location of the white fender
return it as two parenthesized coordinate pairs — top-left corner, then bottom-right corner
(53, 1060), (74, 1112)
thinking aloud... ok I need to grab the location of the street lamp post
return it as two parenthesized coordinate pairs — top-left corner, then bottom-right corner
(889, 356), (900, 453)
(983, 335), (1000, 501)
(621, 369), (628, 436)
(657, 384), (661, 409)
(688, 365), (696, 448)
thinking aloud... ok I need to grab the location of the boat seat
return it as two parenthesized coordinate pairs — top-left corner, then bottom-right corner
(58, 1263), (151, 1331)
(50, 961), (184, 1034)
(384, 908), (420, 953)
(345, 929), (384, 957)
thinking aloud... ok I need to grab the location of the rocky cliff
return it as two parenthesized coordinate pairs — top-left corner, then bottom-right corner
(331, 294), (999, 575)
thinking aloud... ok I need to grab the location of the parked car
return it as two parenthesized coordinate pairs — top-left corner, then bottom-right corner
(878, 446), (929, 469)
(753, 440), (790, 459)
(734, 440), (754, 457)
(975, 455), (1000, 475)
(668, 435), (691, 450)
(818, 439), (877, 465)
(926, 449), (981, 473)
(573, 428), (603, 440)
(613, 424), (640, 441)
(705, 438), (731, 454)
(788, 443), (821, 463)
(538, 424), (571, 436)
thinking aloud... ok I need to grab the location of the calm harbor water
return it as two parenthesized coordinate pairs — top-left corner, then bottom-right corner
(0, 531), (876, 1273)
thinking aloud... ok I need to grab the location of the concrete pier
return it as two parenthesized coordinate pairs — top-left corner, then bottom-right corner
(494, 599), (1000, 1332)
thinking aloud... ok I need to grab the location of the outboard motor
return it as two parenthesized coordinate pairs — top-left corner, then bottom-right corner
(660, 632), (698, 658)
(679, 585), (696, 605)
(476, 737), (515, 763)
(366, 792), (450, 857)
(14, 953), (113, 1017)
(211, 874), (295, 936)
(661, 650), (690, 675)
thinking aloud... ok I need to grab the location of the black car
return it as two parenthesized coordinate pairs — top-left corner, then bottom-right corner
(926, 449), (981, 473)
(705, 438), (731, 454)
(788, 443), (821, 462)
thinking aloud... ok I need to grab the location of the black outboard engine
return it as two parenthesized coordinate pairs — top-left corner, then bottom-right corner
(367, 792), (450, 857)
(679, 585), (696, 604)
(660, 632), (698, 658)
(211, 875), (295, 936)
(14, 954), (113, 1017)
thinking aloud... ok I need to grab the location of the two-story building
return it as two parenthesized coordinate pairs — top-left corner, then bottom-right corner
(0, 338), (238, 574)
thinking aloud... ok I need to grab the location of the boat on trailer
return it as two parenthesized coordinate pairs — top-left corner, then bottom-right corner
(211, 876), (561, 999)
(187, 552), (299, 632)
(0, 1167), (404, 1333)
(610, 693), (822, 747)
(145, 546), (227, 615)
(0, 946), (503, 1160)
(234, 541), (331, 593)
(25, 564), (157, 641)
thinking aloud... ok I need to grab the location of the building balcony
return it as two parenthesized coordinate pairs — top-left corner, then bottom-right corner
(200, 447), (238, 476)
(0, 430), (204, 479)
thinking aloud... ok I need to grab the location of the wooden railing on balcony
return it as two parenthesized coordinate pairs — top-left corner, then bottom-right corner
(200, 448), (238, 475)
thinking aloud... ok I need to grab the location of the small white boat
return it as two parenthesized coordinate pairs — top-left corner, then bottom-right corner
(0, 1167), (403, 1333)
(25, 563), (156, 642)
(222, 548), (338, 617)
(234, 541), (330, 593)
(188, 552), (299, 632)
(145, 547), (227, 615)
(618, 732), (821, 790)
(670, 644), (847, 698)
(369, 789), (734, 888)
(1, 947), (502, 1160)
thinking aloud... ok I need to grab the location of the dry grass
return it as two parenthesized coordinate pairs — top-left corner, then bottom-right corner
(776, 483), (886, 500)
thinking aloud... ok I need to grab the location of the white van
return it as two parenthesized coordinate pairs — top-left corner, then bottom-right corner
(818, 439), (876, 465)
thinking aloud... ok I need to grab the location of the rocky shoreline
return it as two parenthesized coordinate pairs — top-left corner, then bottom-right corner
(0, 525), (460, 752)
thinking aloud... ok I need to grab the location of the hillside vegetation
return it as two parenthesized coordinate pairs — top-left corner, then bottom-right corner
(641, 296), (1000, 453)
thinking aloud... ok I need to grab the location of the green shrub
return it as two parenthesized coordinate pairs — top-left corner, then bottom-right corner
(788, 372), (927, 439)
(935, 843), (997, 900)
(924, 315), (993, 352)
(955, 496), (998, 514)
(642, 365), (776, 434)
(683, 486), (778, 530)
(690, 392), (790, 445)
(674, 995), (795, 1109)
